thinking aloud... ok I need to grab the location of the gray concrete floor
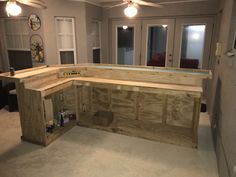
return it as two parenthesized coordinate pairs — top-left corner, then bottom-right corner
(0, 108), (219, 177)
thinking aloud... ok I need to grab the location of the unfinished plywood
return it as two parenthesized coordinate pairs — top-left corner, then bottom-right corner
(84, 66), (208, 86)
(44, 98), (54, 122)
(63, 86), (76, 112)
(92, 87), (110, 113)
(111, 90), (136, 120)
(81, 86), (92, 112)
(166, 95), (194, 128)
(50, 86), (76, 115)
(0, 64), (210, 147)
(138, 93), (163, 123)
(20, 88), (46, 144)
(78, 112), (196, 148)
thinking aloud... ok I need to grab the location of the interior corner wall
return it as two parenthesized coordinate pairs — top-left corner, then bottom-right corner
(85, 3), (103, 63)
(41, 0), (88, 65)
(209, 0), (236, 176)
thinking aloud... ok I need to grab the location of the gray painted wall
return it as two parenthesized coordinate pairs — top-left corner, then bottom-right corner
(0, 0), (102, 67)
(41, 0), (102, 64)
(85, 3), (103, 62)
(0, 3), (45, 71)
(41, 0), (87, 64)
(208, 0), (236, 177)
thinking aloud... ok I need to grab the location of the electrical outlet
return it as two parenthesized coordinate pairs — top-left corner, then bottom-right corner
(234, 166), (236, 173)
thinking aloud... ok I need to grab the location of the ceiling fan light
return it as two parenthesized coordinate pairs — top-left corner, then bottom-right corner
(124, 4), (137, 18)
(5, 1), (22, 16)
(162, 25), (168, 28)
(122, 25), (128, 30)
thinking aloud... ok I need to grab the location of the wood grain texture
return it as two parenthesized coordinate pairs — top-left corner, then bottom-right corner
(166, 95), (194, 128)
(73, 78), (202, 97)
(50, 86), (76, 114)
(84, 67), (204, 86)
(192, 97), (201, 145)
(0, 64), (209, 147)
(138, 93), (163, 123)
(92, 87), (109, 113)
(110, 90), (136, 120)
(78, 112), (196, 148)
(19, 88), (46, 144)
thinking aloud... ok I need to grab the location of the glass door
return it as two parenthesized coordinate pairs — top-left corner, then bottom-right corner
(111, 20), (141, 65)
(172, 18), (213, 69)
(141, 19), (175, 67)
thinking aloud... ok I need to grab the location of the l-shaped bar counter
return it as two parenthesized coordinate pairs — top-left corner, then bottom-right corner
(0, 64), (211, 148)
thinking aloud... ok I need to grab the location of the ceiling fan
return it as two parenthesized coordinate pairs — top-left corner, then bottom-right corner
(105, 0), (207, 18)
(0, 0), (46, 16)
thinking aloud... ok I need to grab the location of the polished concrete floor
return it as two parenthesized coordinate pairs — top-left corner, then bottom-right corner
(0, 108), (219, 177)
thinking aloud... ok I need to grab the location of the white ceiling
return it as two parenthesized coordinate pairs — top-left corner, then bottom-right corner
(70, 0), (210, 8)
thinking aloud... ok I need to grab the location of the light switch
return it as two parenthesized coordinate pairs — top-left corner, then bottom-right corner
(215, 42), (222, 56)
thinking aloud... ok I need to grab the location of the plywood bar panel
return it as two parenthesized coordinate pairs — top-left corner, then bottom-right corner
(0, 64), (210, 147)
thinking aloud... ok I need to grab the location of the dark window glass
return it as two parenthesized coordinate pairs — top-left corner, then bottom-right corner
(60, 51), (74, 64)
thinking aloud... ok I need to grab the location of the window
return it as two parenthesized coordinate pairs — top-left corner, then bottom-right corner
(146, 25), (168, 67)
(180, 25), (206, 69)
(4, 18), (32, 70)
(117, 26), (134, 65)
(55, 17), (76, 64)
(91, 21), (101, 63)
(5, 18), (30, 51)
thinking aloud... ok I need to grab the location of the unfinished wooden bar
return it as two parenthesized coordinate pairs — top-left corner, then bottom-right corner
(0, 64), (211, 148)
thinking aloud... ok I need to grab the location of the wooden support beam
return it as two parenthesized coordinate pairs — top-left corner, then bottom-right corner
(162, 95), (168, 125)
(192, 97), (201, 147)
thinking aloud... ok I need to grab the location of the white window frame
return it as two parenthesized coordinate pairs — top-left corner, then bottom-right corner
(55, 17), (77, 64)
(91, 20), (102, 63)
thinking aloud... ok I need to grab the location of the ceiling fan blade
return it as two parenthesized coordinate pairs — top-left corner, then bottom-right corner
(104, 2), (128, 9)
(27, 0), (45, 4)
(158, 0), (207, 5)
(17, 0), (47, 8)
(24, 0), (46, 7)
(133, 0), (163, 8)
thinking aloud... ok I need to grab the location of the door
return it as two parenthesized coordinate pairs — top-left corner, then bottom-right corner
(141, 19), (175, 67)
(172, 18), (213, 69)
(111, 20), (141, 65)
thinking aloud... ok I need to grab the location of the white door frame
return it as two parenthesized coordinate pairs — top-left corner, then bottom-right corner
(172, 17), (214, 69)
(111, 20), (141, 65)
(141, 19), (175, 67)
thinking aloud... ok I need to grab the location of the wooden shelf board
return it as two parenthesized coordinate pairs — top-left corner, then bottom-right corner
(45, 120), (76, 146)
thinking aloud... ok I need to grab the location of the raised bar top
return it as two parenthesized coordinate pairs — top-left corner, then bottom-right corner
(0, 64), (212, 81)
